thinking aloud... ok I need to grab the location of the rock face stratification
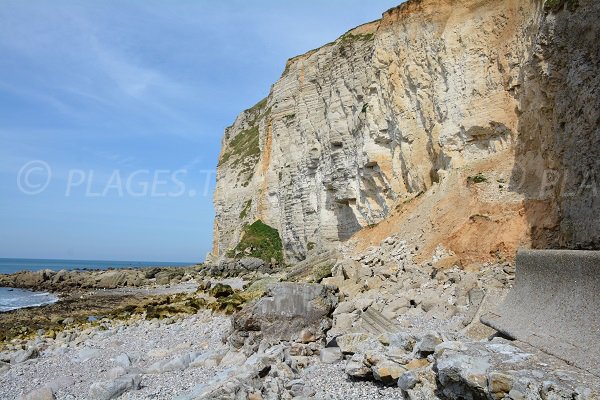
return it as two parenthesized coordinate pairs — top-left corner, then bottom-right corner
(211, 0), (600, 263)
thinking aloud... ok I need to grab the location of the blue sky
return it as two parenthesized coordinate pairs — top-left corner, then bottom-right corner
(0, 1), (401, 263)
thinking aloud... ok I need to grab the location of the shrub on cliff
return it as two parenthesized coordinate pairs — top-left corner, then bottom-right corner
(228, 220), (284, 264)
(544, 0), (579, 12)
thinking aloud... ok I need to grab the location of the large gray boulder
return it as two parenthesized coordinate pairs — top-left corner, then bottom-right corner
(229, 283), (337, 349)
(88, 374), (141, 400)
(19, 387), (54, 400)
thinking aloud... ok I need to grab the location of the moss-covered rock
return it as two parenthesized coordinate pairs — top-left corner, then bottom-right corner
(209, 283), (235, 298)
(228, 220), (284, 263)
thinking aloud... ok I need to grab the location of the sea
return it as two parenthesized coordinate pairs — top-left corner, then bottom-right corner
(0, 258), (197, 312)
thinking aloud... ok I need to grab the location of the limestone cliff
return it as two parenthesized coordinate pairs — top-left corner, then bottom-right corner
(211, 0), (600, 263)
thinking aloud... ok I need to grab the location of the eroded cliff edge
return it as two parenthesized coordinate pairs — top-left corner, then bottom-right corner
(211, 0), (600, 264)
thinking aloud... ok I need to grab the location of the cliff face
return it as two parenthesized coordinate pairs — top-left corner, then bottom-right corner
(512, 0), (600, 249)
(211, 0), (600, 263)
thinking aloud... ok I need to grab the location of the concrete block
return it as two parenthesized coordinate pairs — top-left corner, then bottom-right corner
(481, 250), (600, 377)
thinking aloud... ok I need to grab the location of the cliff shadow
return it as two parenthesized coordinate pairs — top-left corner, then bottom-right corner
(510, 0), (600, 250)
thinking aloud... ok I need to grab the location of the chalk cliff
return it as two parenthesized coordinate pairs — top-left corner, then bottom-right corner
(211, 0), (600, 263)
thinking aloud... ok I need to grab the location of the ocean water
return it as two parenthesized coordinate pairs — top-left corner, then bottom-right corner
(0, 287), (58, 312)
(0, 258), (196, 275)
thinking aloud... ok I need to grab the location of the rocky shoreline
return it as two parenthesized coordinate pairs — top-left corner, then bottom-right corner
(1, 238), (599, 399)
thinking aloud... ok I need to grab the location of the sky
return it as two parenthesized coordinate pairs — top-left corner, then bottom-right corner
(0, 0), (401, 263)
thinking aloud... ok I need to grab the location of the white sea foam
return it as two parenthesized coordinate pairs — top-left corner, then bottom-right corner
(0, 287), (58, 312)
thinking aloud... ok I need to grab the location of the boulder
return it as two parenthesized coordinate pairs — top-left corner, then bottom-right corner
(46, 377), (75, 393)
(88, 374), (141, 400)
(175, 345), (288, 400)
(0, 362), (9, 375)
(397, 371), (419, 391)
(336, 333), (384, 355)
(219, 350), (247, 367)
(333, 301), (356, 315)
(372, 360), (407, 385)
(106, 366), (127, 379)
(147, 354), (191, 374)
(319, 347), (343, 364)
(229, 283), (337, 349)
(209, 283), (235, 298)
(19, 387), (54, 400)
(154, 269), (184, 285)
(74, 347), (100, 363)
(381, 297), (410, 319)
(11, 347), (39, 364)
(434, 339), (600, 399)
(114, 353), (131, 368)
(297, 328), (316, 343)
(345, 353), (371, 378)
(414, 331), (443, 357)
(189, 348), (228, 368)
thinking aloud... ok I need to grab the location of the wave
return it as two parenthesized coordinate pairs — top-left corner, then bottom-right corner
(31, 292), (52, 297)
(0, 288), (58, 312)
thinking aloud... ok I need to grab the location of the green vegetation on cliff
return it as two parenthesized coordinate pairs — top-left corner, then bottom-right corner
(340, 32), (374, 42)
(544, 0), (578, 12)
(218, 97), (269, 167)
(228, 220), (284, 263)
(218, 124), (260, 166)
(239, 199), (252, 219)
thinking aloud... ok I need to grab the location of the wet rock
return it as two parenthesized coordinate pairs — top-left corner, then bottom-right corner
(208, 283), (235, 298)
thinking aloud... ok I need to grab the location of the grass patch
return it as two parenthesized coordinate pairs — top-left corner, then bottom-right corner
(246, 97), (267, 114)
(311, 263), (333, 283)
(227, 220), (284, 263)
(218, 98), (270, 168)
(219, 124), (260, 167)
(467, 173), (487, 184)
(242, 277), (280, 301)
(340, 32), (374, 43)
(307, 241), (316, 251)
(239, 199), (252, 220)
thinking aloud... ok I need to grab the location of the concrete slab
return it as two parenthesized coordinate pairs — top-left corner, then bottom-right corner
(481, 249), (600, 377)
